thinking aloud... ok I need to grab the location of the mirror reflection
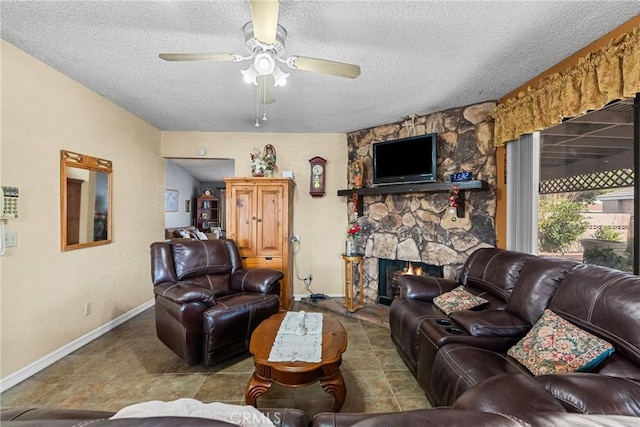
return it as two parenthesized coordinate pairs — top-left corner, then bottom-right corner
(60, 150), (112, 251)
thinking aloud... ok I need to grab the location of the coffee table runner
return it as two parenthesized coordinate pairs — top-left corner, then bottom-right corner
(268, 311), (323, 362)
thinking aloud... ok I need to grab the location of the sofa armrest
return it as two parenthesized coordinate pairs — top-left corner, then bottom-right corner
(1, 408), (116, 421)
(535, 373), (640, 416)
(398, 275), (459, 301)
(453, 374), (567, 415)
(450, 309), (530, 338)
(154, 282), (215, 307)
(230, 268), (284, 294)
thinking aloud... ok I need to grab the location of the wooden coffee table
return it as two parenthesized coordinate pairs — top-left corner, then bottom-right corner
(244, 311), (348, 411)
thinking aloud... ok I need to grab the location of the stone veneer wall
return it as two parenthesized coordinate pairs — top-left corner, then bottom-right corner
(346, 101), (498, 303)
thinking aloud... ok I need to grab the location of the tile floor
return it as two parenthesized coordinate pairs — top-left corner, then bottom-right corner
(0, 301), (430, 418)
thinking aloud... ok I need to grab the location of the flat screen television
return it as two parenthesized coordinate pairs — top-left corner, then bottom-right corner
(372, 133), (437, 185)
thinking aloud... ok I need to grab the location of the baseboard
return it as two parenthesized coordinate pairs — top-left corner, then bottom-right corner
(0, 299), (155, 393)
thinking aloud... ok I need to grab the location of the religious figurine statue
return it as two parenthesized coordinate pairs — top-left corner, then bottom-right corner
(352, 160), (364, 189)
(264, 144), (277, 170)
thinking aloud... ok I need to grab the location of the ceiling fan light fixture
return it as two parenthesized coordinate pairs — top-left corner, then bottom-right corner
(241, 53), (288, 87)
(272, 66), (289, 87)
(254, 52), (275, 75)
(241, 65), (259, 84)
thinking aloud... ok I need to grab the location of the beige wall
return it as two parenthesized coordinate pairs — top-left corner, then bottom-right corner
(161, 132), (348, 297)
(0, 40), (349, 383)
(0, 41), (165, 378)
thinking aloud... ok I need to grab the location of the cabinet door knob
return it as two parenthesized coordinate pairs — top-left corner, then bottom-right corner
(252, 216), (257, 220)
(256, 218), (262, 222)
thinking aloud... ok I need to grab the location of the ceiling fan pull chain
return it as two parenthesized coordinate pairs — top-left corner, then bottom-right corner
(255, 84), (261, 127)
(262, 81), (268, 122)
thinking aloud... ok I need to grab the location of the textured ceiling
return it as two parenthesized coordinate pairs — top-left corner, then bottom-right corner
(2, 1), (639, 136)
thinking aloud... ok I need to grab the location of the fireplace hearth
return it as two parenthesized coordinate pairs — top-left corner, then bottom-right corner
(377, 259), (443, 305)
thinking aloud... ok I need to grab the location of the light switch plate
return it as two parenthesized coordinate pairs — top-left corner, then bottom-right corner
(4, 231), (17, 247)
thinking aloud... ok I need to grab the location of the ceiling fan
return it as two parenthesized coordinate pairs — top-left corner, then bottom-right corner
(159, 0), (361, 109)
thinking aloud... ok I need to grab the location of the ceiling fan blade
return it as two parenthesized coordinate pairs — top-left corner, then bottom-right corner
(159, 53), (237, 62)
(250, 0), (279, 45)
(258, 75), (276, 104)
(288, 56), (361, 79)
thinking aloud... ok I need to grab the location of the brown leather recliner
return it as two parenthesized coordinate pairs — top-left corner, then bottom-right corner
(150, 239), (283, 366)
(389, 247), (537, 377)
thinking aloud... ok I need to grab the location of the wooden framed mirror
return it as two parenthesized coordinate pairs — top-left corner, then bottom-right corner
(60, 150), (113, 251)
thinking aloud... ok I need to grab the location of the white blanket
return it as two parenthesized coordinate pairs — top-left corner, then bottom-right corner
(110, 398), (275, 427)
(268, 311), (323, 363)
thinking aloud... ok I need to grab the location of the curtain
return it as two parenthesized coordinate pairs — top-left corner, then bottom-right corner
(506, 133), (539, 254)
(493, 25), (640, 147)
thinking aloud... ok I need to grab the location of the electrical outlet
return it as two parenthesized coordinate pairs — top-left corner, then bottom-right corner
(84, 302), (92, 316)
(4, 231), (17, 247)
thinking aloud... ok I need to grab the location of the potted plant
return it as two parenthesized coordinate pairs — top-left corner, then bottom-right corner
(580, 225), (626, 255)
(581, 225), (629, 270)
(583, 247), (627, 270)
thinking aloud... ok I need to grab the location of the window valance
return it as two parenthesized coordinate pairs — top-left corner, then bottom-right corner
(493, 24), (640, 147)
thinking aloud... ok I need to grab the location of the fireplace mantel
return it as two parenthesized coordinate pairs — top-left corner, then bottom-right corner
(337, 180), (489, 217)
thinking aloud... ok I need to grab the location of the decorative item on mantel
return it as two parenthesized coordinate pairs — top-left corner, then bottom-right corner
(250, 144), (277, 177)
(351, 160), (364, 189)
(448, 185), (461, 221)
(350, 193), (359, 223)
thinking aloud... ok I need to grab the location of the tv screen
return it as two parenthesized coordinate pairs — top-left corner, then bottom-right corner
(372, 133), (437, 185)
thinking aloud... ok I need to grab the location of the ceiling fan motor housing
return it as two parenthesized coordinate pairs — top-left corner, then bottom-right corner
(243, 22), (287, 57)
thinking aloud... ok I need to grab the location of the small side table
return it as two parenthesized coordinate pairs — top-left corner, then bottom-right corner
(342, 254), (365, 312)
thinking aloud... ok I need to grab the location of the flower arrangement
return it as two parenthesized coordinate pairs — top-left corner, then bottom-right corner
(347, 221), (362, 239)
(250, 145), (277, 176)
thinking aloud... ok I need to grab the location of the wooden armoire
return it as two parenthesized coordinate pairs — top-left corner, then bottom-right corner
(224, 177), (294, 310)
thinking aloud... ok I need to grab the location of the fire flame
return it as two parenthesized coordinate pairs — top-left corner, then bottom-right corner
(402, 262), (423, 276)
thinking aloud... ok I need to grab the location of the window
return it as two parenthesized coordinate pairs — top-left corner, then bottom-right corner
(537, 98), (636, 273)
(507, 96), (637, 274)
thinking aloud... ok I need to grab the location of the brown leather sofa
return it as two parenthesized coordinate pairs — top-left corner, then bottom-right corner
(151, 239), (283, 366)
(390, 247), (640, 414)
(4, 406), (640, 426)
(1, 407), (309, 426)
(311, 370), (639, 425)
(389, 248), (538, 378)
(311, 409), (640, 427)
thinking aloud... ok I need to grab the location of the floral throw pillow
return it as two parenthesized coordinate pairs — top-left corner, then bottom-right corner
(507, 309), (614, 376)
(433, 285), (489, 315)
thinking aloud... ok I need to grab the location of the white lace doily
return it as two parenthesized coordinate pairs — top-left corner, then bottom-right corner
(268, 311), (323, 362)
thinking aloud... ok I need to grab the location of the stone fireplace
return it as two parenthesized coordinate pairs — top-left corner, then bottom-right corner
(346, 101), (498, 304)
(377, 259), (444, 305)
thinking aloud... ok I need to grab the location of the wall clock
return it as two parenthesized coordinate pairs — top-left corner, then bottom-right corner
(309, 156), (327, 197)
